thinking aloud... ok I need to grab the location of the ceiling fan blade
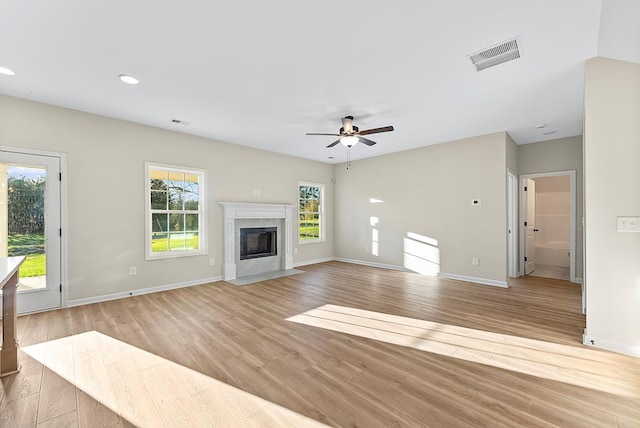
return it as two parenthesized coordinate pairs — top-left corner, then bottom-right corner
(306, 132), (341, 136)
(326, 139), (341, 148)
(358, 126), (394, 136)
(359, 137), (377, 146)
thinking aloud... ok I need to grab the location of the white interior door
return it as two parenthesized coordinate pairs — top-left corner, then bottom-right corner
(524, 178), (536, 275)
(0, 151), (61, 314)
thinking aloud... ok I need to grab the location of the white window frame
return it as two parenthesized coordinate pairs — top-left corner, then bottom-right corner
(298, 181), (325, 244)
(145, 162), (207, 260)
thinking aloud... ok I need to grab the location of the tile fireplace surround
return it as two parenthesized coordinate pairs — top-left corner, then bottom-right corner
(219, 202), (296, 281)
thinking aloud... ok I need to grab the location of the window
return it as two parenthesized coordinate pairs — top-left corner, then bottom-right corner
(298, 181), (325, 243)
(145, 162), (206, 259)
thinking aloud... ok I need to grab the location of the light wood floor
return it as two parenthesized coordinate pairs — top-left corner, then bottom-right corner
(530, 264), (571, 281)
(1, 261), (639, 427)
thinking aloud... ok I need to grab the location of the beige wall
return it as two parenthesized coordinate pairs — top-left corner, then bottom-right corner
(0, 95), (334, 301)
(584, 57), (640, 356)
(518, 136), (584, 279)
(506, 133), (518, 174)
(334, 132), (508, 284)
(506, 133), (519, 276)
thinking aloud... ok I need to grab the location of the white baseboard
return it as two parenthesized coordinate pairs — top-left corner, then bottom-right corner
(332, 259), (508, 289)
(438, 272), (509, 288)
(293, 257), (336, 268)
(334, 257), (409, 272)
(66, 276), (221, 307)
(583, 332), (640, 358)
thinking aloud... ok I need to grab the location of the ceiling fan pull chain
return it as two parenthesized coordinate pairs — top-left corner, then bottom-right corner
(347, 146), (351, 170)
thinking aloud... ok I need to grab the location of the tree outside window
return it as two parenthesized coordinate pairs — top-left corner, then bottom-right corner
(146, 163), (206, 259)
(298, 182), (324, 243)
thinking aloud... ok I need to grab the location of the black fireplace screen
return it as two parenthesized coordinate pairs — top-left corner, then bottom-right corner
(240, 227), (277, 260)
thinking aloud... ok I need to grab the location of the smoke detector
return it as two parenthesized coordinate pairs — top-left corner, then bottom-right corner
(468, 36), (522, 72)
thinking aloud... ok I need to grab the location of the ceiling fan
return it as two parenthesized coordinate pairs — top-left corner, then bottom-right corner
(306, 116), (394, 148)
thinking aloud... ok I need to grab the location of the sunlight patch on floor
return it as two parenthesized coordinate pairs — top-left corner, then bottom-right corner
(286, 304), (640, 398)
(23, 331), (328, 427)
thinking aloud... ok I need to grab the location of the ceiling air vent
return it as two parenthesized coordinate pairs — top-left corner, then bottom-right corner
(170, 118), (191, 125)
(468, 36), (521, 72)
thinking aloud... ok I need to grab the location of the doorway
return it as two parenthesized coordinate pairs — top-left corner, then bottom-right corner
(0, 148), (63, 314)
(519, 171), (576, 283)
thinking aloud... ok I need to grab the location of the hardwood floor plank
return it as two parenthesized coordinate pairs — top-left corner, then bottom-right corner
(190, 385), (255, 427)
(70, 305), (94, 335)
(76, 390), (123, 428)
(36, 410), (78, 428)
(106, 357), (165, 427)
(0, 392), (38, 427)
(0, 352), (43, 403)
(5, 261), (639, 427)
(21, 311), (50, 346)
(74, 346), (118, 412)
(139, 362), (209, 428)
(302, 363), (420, 428)
(46, 309), (74, 341)
(219, 354), (334, 426)
(36, 368), (76, 424)
(246, 404), (299, 428)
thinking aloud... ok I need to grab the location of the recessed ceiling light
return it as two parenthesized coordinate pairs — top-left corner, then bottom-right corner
(535, 124), (546, 129)
(543, 130), (557, 135)
(0, 66), (16, 76)
(118, 74), (139, 85)
(328, 156), (334, 159)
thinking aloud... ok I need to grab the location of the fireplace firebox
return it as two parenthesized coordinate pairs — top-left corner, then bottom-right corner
(240, 227), (277, 260)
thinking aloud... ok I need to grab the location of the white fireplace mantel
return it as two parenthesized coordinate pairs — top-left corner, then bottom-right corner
(219, 202), (296, 280)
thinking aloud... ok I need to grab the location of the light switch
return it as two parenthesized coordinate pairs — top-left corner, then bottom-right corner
(617, 217), (640, 232)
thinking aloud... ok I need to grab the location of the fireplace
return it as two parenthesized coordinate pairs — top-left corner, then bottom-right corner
(240, 227), (277, 260)
(219, 202), (296, 280)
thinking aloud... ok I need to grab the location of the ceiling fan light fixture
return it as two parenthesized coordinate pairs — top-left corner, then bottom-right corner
(340, 136), (359, 147)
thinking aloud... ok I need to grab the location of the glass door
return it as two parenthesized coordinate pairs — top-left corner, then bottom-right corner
(0, 151), (61, 314)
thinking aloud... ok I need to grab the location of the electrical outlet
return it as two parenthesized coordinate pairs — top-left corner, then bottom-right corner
(129, 266), (137, 276)
(471, 199), (481, 206)
(472, 258), (479, 266)
(617, 216), (640, 232)
(209, 258), (215, 266)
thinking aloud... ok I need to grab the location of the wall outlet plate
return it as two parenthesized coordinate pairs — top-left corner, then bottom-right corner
(617, 216), (640, 232)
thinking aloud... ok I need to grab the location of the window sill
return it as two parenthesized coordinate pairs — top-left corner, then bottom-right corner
(145, 249), (207, 261)
(298, 239), (326, 245)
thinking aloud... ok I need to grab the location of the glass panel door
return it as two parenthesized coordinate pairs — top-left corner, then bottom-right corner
(0, 151), (61, 314)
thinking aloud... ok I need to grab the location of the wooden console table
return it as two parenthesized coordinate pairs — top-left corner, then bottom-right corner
(0, 256), (25, 377)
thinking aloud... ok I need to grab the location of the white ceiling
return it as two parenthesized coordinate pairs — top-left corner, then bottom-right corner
(0, 0), (623, 164)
